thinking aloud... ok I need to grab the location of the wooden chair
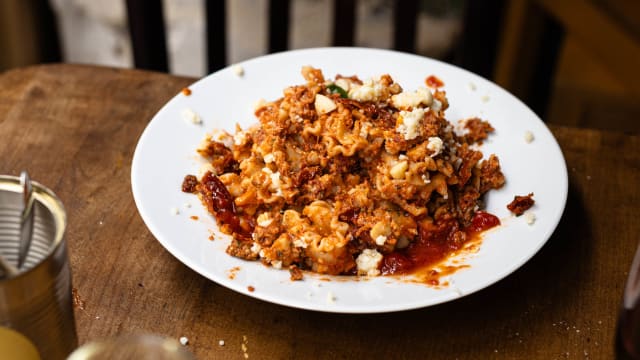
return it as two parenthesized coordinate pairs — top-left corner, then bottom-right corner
(494, 0), (640, 132)
(124, 0), (505, 79)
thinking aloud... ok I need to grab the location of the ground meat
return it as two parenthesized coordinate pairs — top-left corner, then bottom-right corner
(507, 193), (535, 216)
(198, 141), (239, 174)
(479, 155), (506, 193)
(289, 265), (303, 281)
(464, 118), (494, 145)
(226, 239), (258, 260)
(181, 175), (198, 193)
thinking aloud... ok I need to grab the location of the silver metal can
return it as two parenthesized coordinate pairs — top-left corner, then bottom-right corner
(0, 175), (77, 359)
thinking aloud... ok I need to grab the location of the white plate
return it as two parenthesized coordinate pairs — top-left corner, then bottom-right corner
(131, 48), (567, 313)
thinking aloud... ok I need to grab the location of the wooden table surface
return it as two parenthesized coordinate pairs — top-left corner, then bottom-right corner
(0, 64), (638, 359)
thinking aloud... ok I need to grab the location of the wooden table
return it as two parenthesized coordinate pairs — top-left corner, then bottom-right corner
(0, 64), (638, 359)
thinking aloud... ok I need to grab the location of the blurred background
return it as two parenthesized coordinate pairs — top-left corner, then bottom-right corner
(0, 0), (638, 133)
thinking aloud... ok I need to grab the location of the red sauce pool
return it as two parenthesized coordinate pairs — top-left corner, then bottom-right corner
(381, 212), (500, 276)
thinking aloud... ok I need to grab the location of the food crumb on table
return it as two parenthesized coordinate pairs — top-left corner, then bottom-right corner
(241, 335), (249, 358)
(179, 336), (189, 346)
(218, 340), (225, 346)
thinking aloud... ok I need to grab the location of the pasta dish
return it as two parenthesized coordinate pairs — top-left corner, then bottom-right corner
(182, 66), (505, 279)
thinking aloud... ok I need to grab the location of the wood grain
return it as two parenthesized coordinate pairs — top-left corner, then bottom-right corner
(0, 64), (638, 359)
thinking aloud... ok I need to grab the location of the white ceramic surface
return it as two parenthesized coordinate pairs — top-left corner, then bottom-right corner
(131, 48), (568, 313)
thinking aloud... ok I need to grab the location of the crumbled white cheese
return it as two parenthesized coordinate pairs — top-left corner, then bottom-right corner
(293, 238), (308, 248)
(391, 87), (433, 109)
(263, 153), (275, 163)
(234, 131), (249, 146)
(270, 172), (282, 193)
(397, 108), (425, 140)
(359, 122), (371, 138)
(356, 249), (383, 276)
(375, 235), (387, 246)
(326, 291), (336, 304)
(179, 337), (189, 346)
(272, 260), (283, 269)
(421, 174), (431, 184)
(208, 129), (234, 149)
(431, 99), (443, 112)
(251, 242), (262, 254)
(334, 78), (351, 92)
(348, 78), (384, 102)
(314, 94), (337, 115)
(182, 108), (202, 125)
(232, 64), (244, 76)
(524, 131), (534, 143)
(170, 207), (180, 215)
(525, 212), (536, 225)
(427, 137), (444, 157)
(253, 98), (267, 111)
(262, 167), (283, 196)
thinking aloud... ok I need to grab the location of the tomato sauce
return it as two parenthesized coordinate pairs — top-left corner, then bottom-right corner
(381, 212), (500, 275)
(426, 75), (444, 88)
(199, 172), (254, 239)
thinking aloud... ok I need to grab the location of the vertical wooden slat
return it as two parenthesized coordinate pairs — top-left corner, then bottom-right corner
(268, 0), (290, 53)
(492, 0), (563, 118)
(205, 0), (226, 72)
(125, 0), (168, 72)
(0, 0), (61, 71)
(332, 0), (356, 46)
(392, 0), (418, 53)
(457, 1), (506, 80)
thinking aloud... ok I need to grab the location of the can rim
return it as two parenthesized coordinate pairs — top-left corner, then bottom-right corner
(0, 175), (67, 278)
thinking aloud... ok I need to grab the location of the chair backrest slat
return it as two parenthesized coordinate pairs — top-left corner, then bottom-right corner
(125, 0), (168, 72)
(125, 0), (451, 73)
(268, 0), (291, 53)
(392, 0), (418, 53)
(332, 0), (356, 46)
(205, 0), (226, 73)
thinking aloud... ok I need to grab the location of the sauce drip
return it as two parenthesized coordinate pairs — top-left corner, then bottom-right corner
(426, 75), (444, 88)
(381, 212), (500, 275)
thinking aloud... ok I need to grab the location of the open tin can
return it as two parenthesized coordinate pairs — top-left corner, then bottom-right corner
(0, 175), (77, 359)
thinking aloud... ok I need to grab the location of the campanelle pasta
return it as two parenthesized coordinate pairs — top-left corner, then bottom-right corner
(182, 67), (505, 278)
